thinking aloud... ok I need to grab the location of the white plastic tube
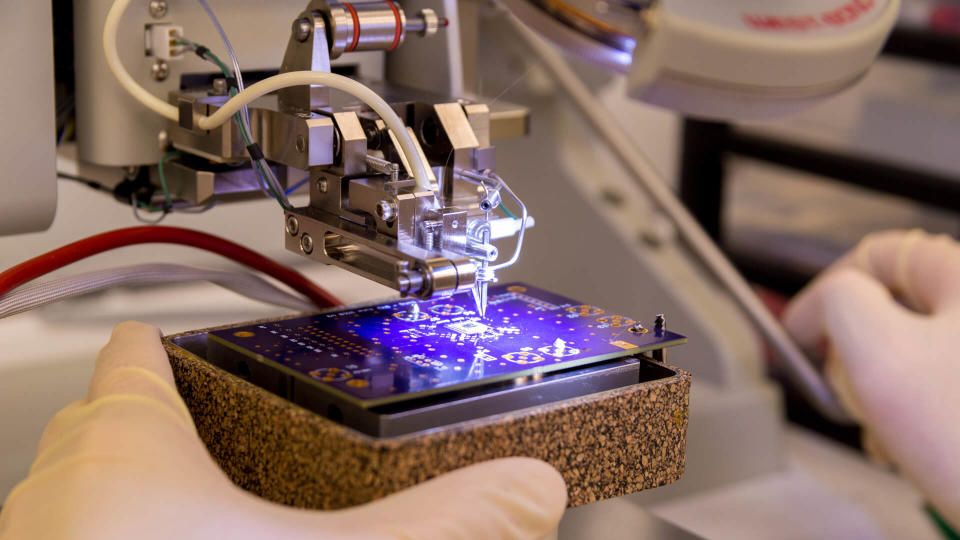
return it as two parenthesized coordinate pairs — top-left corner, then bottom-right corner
(103, 0), (433, 191)
(197, 73), (431, 190)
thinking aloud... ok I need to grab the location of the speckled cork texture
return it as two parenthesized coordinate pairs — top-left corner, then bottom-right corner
(164, 327), (690, 509)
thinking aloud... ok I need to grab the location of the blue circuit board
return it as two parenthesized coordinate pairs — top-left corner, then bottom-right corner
(206, 283), (685, 407)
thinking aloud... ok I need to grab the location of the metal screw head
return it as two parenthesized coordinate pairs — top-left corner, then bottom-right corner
(376, 200), (397, 222)
(629, 321), (647, 334)
(296, 135), (306, 153)
(149, 0), (168, 18)
(151, 60), (169, 81)
(300, 233), (314, 254)
(212, 78), (229, 95)
(294, 18), (313, 42)
(317, 178), (328, 193)
(286, 215), (300, 236)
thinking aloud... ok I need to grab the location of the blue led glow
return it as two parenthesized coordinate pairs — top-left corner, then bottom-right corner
(207, 283), (685, 407)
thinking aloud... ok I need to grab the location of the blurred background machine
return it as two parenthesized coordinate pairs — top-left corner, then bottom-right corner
(1, 0), (958, 537)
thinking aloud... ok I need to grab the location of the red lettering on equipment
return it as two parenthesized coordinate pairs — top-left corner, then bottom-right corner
(742, 0), (877, 32)
(822, 0), (875, 26)
(743, 14), (821, 31)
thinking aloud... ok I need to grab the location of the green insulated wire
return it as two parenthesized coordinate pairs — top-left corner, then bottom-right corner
(135, 150), (179, 215)
(927, 506), (960, 540)
(173, 38), (285, 206)
(498, 203), (518, 220)
(157, 150), (178, 209)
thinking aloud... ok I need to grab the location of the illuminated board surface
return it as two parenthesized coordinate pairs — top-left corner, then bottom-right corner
(207, 283), (686, 407)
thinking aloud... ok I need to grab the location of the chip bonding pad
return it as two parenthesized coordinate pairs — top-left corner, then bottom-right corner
(206, 283), (686, 418)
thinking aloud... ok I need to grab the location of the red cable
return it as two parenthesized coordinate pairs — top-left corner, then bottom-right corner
(0, 226), (342, 308)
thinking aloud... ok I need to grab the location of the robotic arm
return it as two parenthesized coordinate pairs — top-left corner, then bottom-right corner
(114, 0), (535, 317)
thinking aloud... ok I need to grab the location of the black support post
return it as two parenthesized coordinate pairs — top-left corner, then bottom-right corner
(678, 119), (731, 242)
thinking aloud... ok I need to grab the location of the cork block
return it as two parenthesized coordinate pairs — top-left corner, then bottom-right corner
(164, 329), (690, 509)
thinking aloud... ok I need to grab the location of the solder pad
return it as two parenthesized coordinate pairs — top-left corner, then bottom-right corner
(206, 283), (685, 408)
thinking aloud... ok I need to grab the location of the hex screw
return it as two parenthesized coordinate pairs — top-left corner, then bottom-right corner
(317, 178), (328, 193)
(151, 60), (169, 81)
(286, 215), (300, 236)
(376, 200), (397, 222)
(300, 233), (314, 254)
(652, 313), (666, 362)
(149, 0), (168, 18)
(212, 78), (229, 95)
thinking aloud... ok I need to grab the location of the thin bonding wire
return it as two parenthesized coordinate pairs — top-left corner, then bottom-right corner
(195, 0), (251, 129)
(194, 1), (290, 208)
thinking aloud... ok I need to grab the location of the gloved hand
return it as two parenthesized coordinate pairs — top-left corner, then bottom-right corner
(784, 229), (960, 530)
(0, 321), (567, 539)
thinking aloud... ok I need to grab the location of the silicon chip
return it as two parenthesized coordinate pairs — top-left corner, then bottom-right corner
(446, 320), (490, 335)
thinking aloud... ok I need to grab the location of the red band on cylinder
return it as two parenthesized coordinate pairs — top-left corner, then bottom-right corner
(386, 1), (402, 51)
(342, 2), (360, 52)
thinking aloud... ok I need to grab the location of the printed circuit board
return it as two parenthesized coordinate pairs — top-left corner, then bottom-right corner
(207, 283), (686, 408)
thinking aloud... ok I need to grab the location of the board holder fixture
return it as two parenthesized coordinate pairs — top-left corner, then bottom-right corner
(164, 283), (692, 509)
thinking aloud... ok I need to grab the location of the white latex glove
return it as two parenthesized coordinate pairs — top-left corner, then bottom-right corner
(784, 229), (960, 530)
(0, 321), (566, 539)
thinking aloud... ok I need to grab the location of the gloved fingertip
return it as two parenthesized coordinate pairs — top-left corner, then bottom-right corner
(815, 268), (910, 374)
(92, 320), (176, 396)
(782, 285), (824, 351)
(110, 320), (163, 343)
(820, 268), (896, 322)
(785, 266), (903, 357)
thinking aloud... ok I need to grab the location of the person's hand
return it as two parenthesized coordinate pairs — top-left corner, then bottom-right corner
(784, 229), (960, 529)
(0, 321), (566, 539)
